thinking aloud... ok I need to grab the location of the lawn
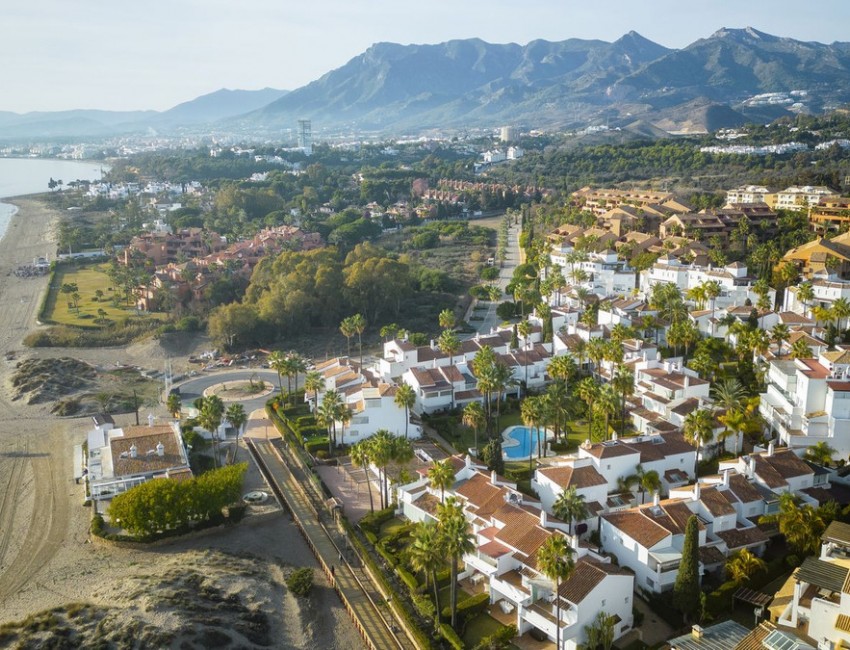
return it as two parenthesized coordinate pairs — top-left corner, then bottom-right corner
(44, 263), (165, 327)
(462, 613), (507, 647)
(379, 517), (409, 540)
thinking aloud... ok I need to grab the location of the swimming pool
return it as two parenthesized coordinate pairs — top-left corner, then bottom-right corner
(502, 426), (548, 460)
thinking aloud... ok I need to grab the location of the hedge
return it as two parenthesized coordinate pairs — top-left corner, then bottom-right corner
(440, 623), (464, 650)
(397, 566), (420, 594)
(364, 530), (378, 545)
(305, 439), (328, 455)
(376, 543), (399, 568)
(359, 507), (395, 534)
(504, 466), (532, 481)
(436, 567), (452, 587)
(442, 592), (489, 626)
(473, 623), (517, 650)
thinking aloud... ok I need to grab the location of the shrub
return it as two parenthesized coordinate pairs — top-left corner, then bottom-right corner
(359, 507), (395, 535)
(442, 592), (489, 626)
(91, 514), (106, 537)
(496, 301), (517, 320)
(632, 605), (644, 627)
(286, 568), (314, 597)
(440, 623), (464, 650)
(412, 594), (436, 620)
(473, 624), (517, 650)
(376, 544), (398, 568)
(397, 566), (420, 594)
(305, 439), (327, 454)
(436, 567), (452, 587)
(504, 466), (531, 482)
(364, 530), (378, 544)
(315, 450), (329, 460)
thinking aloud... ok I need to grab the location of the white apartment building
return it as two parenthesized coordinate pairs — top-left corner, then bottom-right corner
(549, 247), (637, 298)
(725, 185), (772, 205)
(774, 186), (837, 211)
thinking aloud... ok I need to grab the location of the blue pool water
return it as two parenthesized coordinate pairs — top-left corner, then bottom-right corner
(503, 426), (547, 460)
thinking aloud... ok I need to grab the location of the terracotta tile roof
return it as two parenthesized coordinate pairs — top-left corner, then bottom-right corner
(557, 558), (629, 605)
(752, 449), (812, 489)
(624, 433), (695, 463)
(699, 486), (738, 517)
(602, 510), (671, 548)
(456, 472), (508, 517)
(715, 526), (769, 550)
(582, 441), (640, 459)
(699, 546), (726, 567)
(479, 540), (512, 558)
(414, 492), (441, 516)
(728, 474), (763, 503)
(664, 468), (690, 484)
(537, 465), (607, 490)
(797, 358), (829, 379)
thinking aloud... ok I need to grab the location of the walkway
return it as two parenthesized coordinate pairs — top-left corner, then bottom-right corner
(247, 438), (416, 650)
(466, 219), (523, 335)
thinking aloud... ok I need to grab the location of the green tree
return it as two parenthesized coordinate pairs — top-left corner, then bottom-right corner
(438, 308), (457, 331)
(304, 370), (324, 415)
(726, 548), (767, 585)
(462, 401), (486, 454)
(350, 313), (367, 367)
(318, 389), (342, 455)
(428, 459), (455, 503)
(804, 440), (836, 467)
(350, 441), (375, 513)
(674, 515), (701, 622)
(268, 350), (286, 393)
(225, 403), (247, 463)
(166, 393), (182, 419)
(683, 408), (714, 476)
(197, 395), (225, 468)
(637, 466), (661, 505)
(340, 316), (356, 358)
(537, 534), (575, 650)
(394, 382), (416, 439)
(584, 610), (616, 650)
(438, 329), (461, 407)
(436, 497), (475, 630)
(409, 521), (443, 615)
(553, 486), (589, 535)
(760, 492), (837, 555)
(577, 377), (600, 441)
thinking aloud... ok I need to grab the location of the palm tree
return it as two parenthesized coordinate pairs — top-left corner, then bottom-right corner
(804, 440), (836, 467)
(318, 389), (342, 455)
(536, 534), (576, 650)
(517, 319), (532, 396)
(797, 281), (814, 317)
(367, 431), (393, 509)
(166, 393), (182, 419)
(409, 521), (443, 614)
(350, 441), (375, 513)
(268, 350), (286, 393)
(429, 459), (455, 503)
(545, 381), (570, 444)
(726, 548), (767, 585)
(548, 355), (577, 391)
(462, 401), (486, 454)
(491, 360), (514, 435)
(577, 377), (600, 441)
(197, 395), (225, 468)
(438, 329), (461, 407)
(304, 370), (324, 414)
(595, 383), (619, 441)
(719, 408), (746, 456)
(834, 297), (850, 333)
(339, 316), (355, 357)
(637, 467), (661, 505)
(436, 497), (475, 630)
(225, 403), (247, 463)
(553, 486), (589, 535)
(394, 382), (416, 438)
(337, 405), (352, 449)
(288, 353), (308, 406)
(586, 338), (606, 378)
(683, 408), (715, 477)
(521, 395), (544, 473)
(712, 378), (745, 412)
(771, 323), (791, 358)
(612, 366), (634, 438)
(704, 280), (722, 336)
(350, 313), (367, 367)
(790, 338), (814, 359)
(438, 308), (457, 331)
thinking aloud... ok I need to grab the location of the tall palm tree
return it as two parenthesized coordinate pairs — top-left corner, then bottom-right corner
(339, 316), (355, 358)
(834, 297), (850, 333)
(637, 467), (661, 505)
(318, 389), (342, 455)
(394, 382), (416, 438)
(577, 377), (600, 441)
(790, 338), (814, 359)
(586, 338), (606, 378)
(612, 366), (634, 438)
(553, 486), (589, 535)
(545, 381), (570, 444)
(683, 408), (714, 477)
(536, 534), (576, 650)
(225, 403), (247, 463)
(350, 441), (375, 513)
(548, 355), (577, 391)
(438, 308), (457, 331)
(409, 521), (443, 614)
(268, 350), (286, 394)
(517, 319), (532, 396)
(367, 430), (393, 509)
(595, 383), (619, 441)
(438, 329), (461, 407)
(288, 353), (308, 406)
(304, 370), (324, 414)
(804, 440), (836, 467)
(704, 280), (722, 336)
(491, 360), (514, 435)
(436, 497), (475, 630)
(337, 405), (352, 449)
(198, 395), (225, 468)
(350, 313), (367, 367)
(771, 323), (791, 358)
(796, 281), (814, 317)
(428, 459), (455, 503)
(462, 401), (486, 454)
(521, 395), (544, 473)
(719, 408), (746, 456)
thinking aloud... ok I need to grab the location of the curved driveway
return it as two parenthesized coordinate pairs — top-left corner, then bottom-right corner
(176, 369), (282, 412)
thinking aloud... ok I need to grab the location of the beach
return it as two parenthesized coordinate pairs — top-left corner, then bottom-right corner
(0, 197), (364, 649)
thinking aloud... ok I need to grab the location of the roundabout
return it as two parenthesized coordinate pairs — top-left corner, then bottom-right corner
(202, 375), (275, 402)
(176, 369), (282, 412)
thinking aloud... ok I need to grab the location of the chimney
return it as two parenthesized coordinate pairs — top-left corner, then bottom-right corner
(653, 491), (660, 507)
(692, 625), (704, 640)
(693, 481), (701, 502)
(539, 509), (547, 528)
(156, 441), (165, 457)
(722, 468), (731, 488)
(430, 339), (437, 350)
(147, 413), (155, 428)
(491, 470), (498, 486)
(768, 441), (775, 457)
(684, 374), (690, 391)
(129, 444), (137, 459)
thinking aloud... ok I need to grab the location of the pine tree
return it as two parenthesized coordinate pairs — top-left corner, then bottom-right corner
(674, 515), (701, 622)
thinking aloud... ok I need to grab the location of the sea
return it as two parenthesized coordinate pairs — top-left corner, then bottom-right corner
(0, 158), (106, 241)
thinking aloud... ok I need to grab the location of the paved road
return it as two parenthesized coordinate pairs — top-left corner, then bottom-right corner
(176, 369), (282, 412)
(469, 220), (523, 335)
(247, 438), (414, 650)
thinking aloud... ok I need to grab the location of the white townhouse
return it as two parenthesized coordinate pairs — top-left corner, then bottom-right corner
(549, 246), (636, 298)
(774, 185), (837, 211)
(759, 350), (850, 458)
(402, 364), (478, 415)
(532, 458), (610, 531)
(397, 460), (635, 649)
(719, 443), (817, 496)
(725, 185), (772, 205)
(785, 271), (850, 317)
(773, 520), (850, 648)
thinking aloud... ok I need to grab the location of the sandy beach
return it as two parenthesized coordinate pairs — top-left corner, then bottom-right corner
(0, 197), (364, 648)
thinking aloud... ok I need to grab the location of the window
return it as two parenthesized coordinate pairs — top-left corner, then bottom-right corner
(601, 599), (606, 606)
(607, 464), (611, 470)
(646, 577), (654, 587)
(624, 596), (630, 604)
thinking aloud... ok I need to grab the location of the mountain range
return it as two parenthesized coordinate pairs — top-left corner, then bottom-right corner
(4, 27), (850, 141)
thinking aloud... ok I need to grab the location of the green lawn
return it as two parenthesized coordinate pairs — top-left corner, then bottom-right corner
(462, 613), (506, 647)
(44, 264), (165, 327)
(379, 517), (409, 540)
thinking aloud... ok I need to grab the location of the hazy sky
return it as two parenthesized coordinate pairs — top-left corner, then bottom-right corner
(6, 0), (850, 113)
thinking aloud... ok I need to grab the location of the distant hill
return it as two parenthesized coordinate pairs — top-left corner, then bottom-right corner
(157, 88), (289, 125)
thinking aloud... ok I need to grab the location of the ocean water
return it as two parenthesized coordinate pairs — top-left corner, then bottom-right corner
(0, 158), (105, 241)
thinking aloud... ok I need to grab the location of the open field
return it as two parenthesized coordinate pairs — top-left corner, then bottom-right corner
(42, 263), (165, 327)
